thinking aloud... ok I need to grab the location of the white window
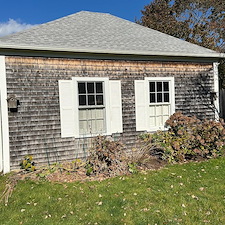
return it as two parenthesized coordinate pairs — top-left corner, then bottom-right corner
(59, 77), (123, 138)
(78, 81), (105, 135)
(135, 77), (175, 132)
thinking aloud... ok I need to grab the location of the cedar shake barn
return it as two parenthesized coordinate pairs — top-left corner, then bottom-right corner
(0, 11), (224, 172)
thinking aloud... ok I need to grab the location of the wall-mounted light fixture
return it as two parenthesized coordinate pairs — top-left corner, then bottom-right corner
(7, 95), (20, 112)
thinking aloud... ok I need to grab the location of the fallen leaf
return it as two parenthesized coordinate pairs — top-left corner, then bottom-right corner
(141, 208), (149, 212)
(96, 201), (102, 205)
(191, 195), (199, 200)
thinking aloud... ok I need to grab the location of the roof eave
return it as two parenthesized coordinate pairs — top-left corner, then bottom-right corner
(0, 44), (224, 59)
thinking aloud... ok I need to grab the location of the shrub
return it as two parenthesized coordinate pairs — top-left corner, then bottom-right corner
(19, 155), (36, 172)
(141, 112), (225, 163)
(86, 136), (128, 176)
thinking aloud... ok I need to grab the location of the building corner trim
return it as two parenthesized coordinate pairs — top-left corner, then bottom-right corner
(0, 56), (10, 173)
(213, 62), (220, 120)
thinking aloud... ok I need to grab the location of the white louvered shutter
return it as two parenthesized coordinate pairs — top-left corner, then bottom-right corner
(109, 80), (123, 133)
(135, 80), (148, 131)
(59, 80), (75, 138)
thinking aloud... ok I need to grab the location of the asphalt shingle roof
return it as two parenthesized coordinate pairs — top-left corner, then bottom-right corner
(0, 11), (223, 58)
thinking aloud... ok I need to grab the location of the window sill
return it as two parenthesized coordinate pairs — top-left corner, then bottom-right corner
(148, 126), (168, 132)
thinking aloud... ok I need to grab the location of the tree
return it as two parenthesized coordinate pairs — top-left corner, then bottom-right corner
(138, 0), (225, 52)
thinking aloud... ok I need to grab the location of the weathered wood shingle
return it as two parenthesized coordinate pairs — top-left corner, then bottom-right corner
(6, 56), (215, 168)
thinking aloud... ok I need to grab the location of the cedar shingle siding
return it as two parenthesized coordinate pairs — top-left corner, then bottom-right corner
(6, 56), (215, 168)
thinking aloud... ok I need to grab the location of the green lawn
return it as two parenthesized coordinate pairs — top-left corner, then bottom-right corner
(1, 158), (225, 225)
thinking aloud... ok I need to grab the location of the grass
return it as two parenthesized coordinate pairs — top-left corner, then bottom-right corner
(1, 158), (225, 225)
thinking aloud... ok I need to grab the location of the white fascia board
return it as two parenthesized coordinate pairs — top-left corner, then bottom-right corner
(0, 44), (224, 59)
(0, 56), (10, 173)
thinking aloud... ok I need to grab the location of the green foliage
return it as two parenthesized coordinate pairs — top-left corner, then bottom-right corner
(86, 135), (128, 176)
(141, 112), (225, 163)
(85, 163), (93, 176)
(72, 159), (85, 170)
(128, 162), (138, 174)
(19, 155), (35, 172)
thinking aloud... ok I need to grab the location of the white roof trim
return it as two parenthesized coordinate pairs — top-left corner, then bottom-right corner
(0, 44), (224, 59)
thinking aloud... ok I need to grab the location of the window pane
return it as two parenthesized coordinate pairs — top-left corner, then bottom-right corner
(95, 109), (104, 119)
(87, 82), (94, 93)
(96, 120), (104, 133)
(79, 95), (86, 105)
(79, 120), (87, 134)
(149, 82), (155, 92)
(163, 82), (169, 91)
(78, 82), (86, 94)
(150, 93), (156, 103)
(157, 82), (162, 92)
(156, 105), (162, 114)
(96, 95), (104, 105)
(155, 116), (162, 126)
(157, 93), (162, 102)
(96, 82), (103, 93)
(163, 105), (170, 115)
(164, 93), (169, 102)
(79, 109), (87, 120)
(88, 95), (95, 105)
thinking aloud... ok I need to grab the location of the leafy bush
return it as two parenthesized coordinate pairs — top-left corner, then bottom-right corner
(86, 136), (128, 177)
(127, 162), (138, 174)
(19, 155), (36, 172)
(141, 112), (225, 163)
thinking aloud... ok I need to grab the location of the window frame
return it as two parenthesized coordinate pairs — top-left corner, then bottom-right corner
(145, 77), (175, 131)
(73, 77), (111, 138)
(77, 80), (106, 136)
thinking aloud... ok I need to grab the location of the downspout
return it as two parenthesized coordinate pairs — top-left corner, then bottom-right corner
(213, 62), (220, 120)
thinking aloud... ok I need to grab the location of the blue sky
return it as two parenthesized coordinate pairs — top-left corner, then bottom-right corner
(0, 0), (151, 37)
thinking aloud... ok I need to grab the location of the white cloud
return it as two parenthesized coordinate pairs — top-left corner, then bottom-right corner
(0, 19), (34, 37)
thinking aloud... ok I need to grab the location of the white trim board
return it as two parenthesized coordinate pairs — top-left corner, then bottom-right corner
(213, 62), (220, 120)
(0, 56), (10, 173)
